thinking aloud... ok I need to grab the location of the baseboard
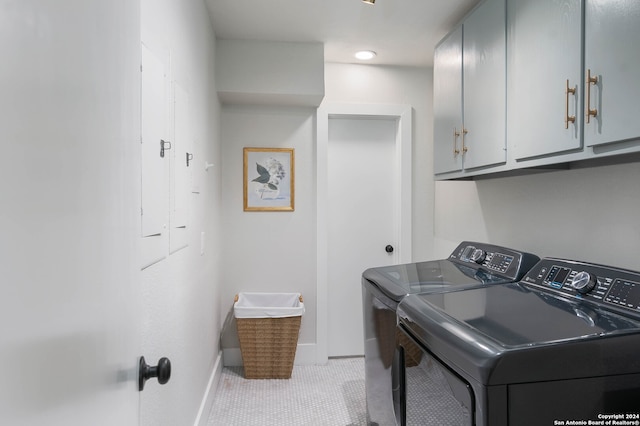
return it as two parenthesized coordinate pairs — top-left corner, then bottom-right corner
(193, 351), (223, 426)
(222, 343), (317, 367)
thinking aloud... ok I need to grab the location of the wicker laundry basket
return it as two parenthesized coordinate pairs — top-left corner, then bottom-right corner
(234, 292), (305, 379)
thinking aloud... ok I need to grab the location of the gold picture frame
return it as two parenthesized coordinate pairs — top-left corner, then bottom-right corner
(243, 147), (295, 212)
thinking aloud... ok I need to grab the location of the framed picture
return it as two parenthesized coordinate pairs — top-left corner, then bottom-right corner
(243, 147), (295, 212)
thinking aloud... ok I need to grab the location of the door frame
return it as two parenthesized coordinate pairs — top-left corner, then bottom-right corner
(316, 103), (412, 363)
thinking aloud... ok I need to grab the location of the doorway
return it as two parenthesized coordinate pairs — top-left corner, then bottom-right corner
(317, 103), (412, 361)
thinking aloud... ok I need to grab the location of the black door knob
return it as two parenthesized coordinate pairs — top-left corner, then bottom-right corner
(385, 245), (394, 253)
(139, 356), (171, 391)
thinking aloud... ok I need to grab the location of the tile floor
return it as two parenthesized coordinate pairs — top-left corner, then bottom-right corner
(207, 357), (366, 426)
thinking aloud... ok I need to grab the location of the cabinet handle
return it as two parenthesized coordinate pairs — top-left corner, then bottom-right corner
(453, 128), (460, 157)
(565, 80), (576, 129)
(462, 128), (468, 153)
(160, 139), (172, 158)
(586, 69), (598, 124)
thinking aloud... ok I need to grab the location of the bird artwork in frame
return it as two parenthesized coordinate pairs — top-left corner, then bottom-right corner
(243, 147), (295, 212)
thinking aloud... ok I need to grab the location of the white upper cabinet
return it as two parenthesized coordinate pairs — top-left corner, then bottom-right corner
(433, 26), (463, 174)
(507, 0), (583, 160)
(462, 0), (506, 170)
(433, 0), (506, 175)
(584, 0), (640, 147)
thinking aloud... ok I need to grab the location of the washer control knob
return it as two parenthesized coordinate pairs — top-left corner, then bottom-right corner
(470, 249), (486, 264)
(571, 271), (597, 294)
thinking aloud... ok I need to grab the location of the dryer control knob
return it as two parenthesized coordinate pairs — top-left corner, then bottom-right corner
(571, 271), (597, 294)
(470, 249), (486, 264)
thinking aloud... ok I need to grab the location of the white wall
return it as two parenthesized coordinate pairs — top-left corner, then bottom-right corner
(216, 39), (324, 106)
(218, 63), (435, 364)
(140, 1), (222, 426)
(434, 163), (640, 271)
(3, 3), (222, 424)
(219, 105), (318, 358)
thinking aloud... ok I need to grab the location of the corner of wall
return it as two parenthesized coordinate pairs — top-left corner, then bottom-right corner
(193, 351), (224, 426)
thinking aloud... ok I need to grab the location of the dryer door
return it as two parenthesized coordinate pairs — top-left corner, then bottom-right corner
(396, 326), (474, 426)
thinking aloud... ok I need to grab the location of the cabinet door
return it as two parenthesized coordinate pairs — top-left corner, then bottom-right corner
(584, 0), (640, 147)
(433, 26), (463, 174)
(462, 0), (506, 170)
(507, 0), (583, 160)
(141, 44), (168, 238)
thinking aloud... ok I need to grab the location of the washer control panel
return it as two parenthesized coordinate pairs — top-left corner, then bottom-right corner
(522, 258), (640, 316)
(449, 242), (540, 281)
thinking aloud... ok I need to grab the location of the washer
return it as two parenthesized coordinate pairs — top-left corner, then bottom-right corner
(362, 241), (539, 426)
(396, 258), (640, 426)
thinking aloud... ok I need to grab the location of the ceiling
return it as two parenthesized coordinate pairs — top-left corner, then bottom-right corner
(205, 0), (481, 67)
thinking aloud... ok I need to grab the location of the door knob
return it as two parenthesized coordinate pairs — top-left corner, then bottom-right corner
(139, 356), (171, 391)
(385, 245), (394, 253)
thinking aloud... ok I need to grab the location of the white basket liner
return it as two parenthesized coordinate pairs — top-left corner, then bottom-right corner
(234, 292), (305, 318)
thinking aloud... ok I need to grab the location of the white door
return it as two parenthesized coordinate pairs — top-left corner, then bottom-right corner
(1, 1), (141, 425)
(327, 117), (399, 357)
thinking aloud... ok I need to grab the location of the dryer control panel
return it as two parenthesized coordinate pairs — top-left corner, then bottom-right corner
(449, 241), (540, 282)
(522, 258), (640, 317)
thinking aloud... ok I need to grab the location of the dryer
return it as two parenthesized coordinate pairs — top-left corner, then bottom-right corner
(361, 241), (539, 426)
(397, 258), (640, 425)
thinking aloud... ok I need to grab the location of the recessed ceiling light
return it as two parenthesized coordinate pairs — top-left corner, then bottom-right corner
(355, 50), (377, 60)
(362, 0), (375, 4)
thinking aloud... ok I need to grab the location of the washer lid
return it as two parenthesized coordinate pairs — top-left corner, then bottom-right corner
(363, 259), (507, 302)
(362, 241), (539, 302)
(398, 283), (640, 384)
